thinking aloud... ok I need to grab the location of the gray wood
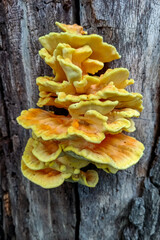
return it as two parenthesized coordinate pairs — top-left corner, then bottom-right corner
(0, 1), (77, 240)
(79, 0), (160, 239)
(0, 0), (160, 239)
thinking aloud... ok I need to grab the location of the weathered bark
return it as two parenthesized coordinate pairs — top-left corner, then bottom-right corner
(0, 0), (160, 240)
(0, 1), (77, 239)
(79, 1), (160, 239)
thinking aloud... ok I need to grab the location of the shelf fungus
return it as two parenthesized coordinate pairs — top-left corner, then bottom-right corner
(17, 22), (144, 188)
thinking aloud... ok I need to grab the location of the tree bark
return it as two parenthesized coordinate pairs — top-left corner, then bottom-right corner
(0, 0), (160, 240)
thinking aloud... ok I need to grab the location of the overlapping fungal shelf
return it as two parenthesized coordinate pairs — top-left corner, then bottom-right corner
(17, 22), (144, 188)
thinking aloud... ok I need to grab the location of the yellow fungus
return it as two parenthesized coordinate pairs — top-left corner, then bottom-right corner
(17, 22), (144, 188)
(21, 160), (71, 188)
(61, 133), (144, 170)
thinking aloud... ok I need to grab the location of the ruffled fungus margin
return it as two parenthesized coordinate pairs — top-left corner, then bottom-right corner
(17, 22), (144, 188)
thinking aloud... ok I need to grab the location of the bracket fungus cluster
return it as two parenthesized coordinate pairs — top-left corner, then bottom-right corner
(17, 22), (145, 188)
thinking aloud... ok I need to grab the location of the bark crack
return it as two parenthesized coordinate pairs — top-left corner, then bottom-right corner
(72, 1), (81, 239)
(72, 0), (80, 24)
(122, 86), (160, 239)
(0, 2), (15, 238)
(75, 184), (80, 240)
(147, 84), (160, 177)
(0, 78), (12, 150)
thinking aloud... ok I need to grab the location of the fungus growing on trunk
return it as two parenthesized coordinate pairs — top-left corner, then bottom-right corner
(17, 22), (144, 188)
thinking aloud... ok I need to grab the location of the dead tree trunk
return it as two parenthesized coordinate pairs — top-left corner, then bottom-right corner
(0, 0), (160, 239)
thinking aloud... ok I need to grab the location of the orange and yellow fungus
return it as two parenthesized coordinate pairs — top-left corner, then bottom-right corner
(61, 133), (144, 171)
(21, 160), (70, 188)
(17, 22), (144, 188)
(55, 22), (88, 35)
(21, 136), (97, 188)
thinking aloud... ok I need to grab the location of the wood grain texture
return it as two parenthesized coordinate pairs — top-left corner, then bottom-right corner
(0, 0), (160, 239)
(79, 0), (160, 239)
(0, 1), (77, 239)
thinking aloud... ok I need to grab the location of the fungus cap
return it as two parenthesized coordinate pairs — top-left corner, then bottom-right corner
(61, 133), (145, 170)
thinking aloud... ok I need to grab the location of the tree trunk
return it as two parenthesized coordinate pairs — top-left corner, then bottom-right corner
(0, 0), (160, 239)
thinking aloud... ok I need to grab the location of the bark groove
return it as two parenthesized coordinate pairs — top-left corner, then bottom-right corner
(1, 0), (160, 239)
